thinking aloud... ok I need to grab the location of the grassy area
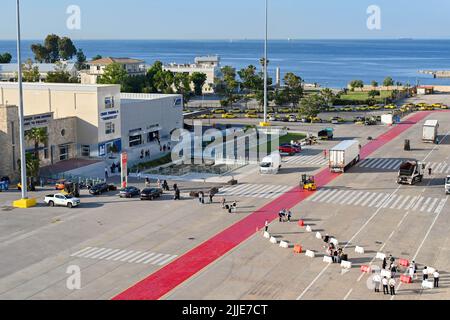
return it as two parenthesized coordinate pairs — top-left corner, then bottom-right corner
(340, 90), (393, 102)
(132, 153), (172, 172)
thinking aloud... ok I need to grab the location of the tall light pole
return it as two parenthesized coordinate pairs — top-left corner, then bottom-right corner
(13, 0), (35, 208)
(263, 0), (268, 125)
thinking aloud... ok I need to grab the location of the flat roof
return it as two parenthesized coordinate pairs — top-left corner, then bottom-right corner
(330, 140), (359, 151)
(424, 120), (439, 126)
(0, 63), (76, 73)
(0, 82), (120, 92)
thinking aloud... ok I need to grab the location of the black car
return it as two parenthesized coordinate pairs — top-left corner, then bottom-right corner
(140, 188), (163, 200)
(119, 186), (141, 198)
(89, 183), (110, 195)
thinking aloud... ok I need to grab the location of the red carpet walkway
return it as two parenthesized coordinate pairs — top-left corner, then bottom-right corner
(113, 111), (432, 300)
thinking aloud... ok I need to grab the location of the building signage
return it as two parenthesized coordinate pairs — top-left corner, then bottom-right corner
(24, 113), (52, 128)
(100, 110), (120, 121)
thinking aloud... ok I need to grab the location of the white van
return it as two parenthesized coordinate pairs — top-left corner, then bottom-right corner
(260, 152), (282, 174)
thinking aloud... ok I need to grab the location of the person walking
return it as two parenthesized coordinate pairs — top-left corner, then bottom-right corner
(287, 210), (292, 222)
(433, 270), (440, 288)
(382, 277), (389, 295)
(145, 178), (151, 188)
(428, 167), (433, 176)
(389, 254), (395, 265)
(389, 278), (396, 296)
(157, 179), (161, 189)
(232, 201), (237, 213)
(163, 180), (169, 191)
(105, 167), (109, 180)
(391, 264), (397, 279)
(373, 274), (382, 293)
(209, 193), (214, 204)
(221, 197), (226, 209)
(175, 188), (180, 200)
(198, 191), (204, 204)
(264, 221), (269, 233)
(382, 257), (387, 270)
(423, 266), (429, 281)
(408, 266), (415, 282)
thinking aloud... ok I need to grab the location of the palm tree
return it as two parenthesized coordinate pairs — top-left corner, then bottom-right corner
(25, 127), (48, 160)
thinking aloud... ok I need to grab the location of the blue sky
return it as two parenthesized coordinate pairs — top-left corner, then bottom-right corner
(1, 0), (450, 40)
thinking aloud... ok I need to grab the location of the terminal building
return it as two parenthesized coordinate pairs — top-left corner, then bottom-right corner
(0, 83), (183, 179)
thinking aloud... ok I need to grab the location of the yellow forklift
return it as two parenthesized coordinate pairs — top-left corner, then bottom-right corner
(300, 174), (317, 191)
(61, 181), (80, 197)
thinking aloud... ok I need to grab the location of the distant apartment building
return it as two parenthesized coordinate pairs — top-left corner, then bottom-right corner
(164, 56), (222, 94)
(80, 57), (146, 84)
(0, 83), (183, 178)
(0, 62), (77, 82)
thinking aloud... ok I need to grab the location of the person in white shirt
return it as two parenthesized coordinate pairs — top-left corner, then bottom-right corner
(423, 266), (429, 281)
(373, 274), (382, 293)
(382, 277), (389, 295)
(433, 270), (440, 288)
(389, 278), (396, 296)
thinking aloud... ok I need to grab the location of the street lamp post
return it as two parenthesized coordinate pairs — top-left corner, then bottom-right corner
(263, 0), (268, 125)
(13, 0), (36, 208)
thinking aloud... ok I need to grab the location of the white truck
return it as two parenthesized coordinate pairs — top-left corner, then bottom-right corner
(397, 161), (425, 185)
(329, 140), (360, 173)
(260, 152), (282, 174)
(423, 120), (439, 144)
(445, 176), (450, 195)
(44, 194), (81, 208)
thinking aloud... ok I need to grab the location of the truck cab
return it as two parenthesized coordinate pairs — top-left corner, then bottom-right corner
(397, 161), (425, 185)
(446, 176), (450, 195)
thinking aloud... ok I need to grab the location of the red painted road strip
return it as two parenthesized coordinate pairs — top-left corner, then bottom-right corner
(113, 111), (432, 300)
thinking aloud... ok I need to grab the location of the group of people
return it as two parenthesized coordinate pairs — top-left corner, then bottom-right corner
(221, 198), (237, 213)
(323, 234), (347, 264)
(372, 256), (441, 296)
(198, 191), (215, 204)
(140, 149), (152, 159)
(278, 209), (292, 222)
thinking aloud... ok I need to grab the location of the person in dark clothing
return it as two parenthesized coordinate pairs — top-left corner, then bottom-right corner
(209, 193), (214, 204)
(174, 188), (181, 200)
(382, 258), (387, 270)
(382, 277), (389, 295)
(323, 234), (330, 244)
(162, 180), (169, 191)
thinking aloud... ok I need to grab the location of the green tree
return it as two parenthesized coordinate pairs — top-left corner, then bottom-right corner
(383, 77), (394, 88)
(191, 72), (208, 96)
(0, 52), (12, 63)
(349, 80), (364, 91)
(98, 63), (128, 87)
(31, 44), (50, 63)
(238, 65), (263, 92)
(273, 89), (288, 107)
(368, 89), (381, 98)
(174, 72), (193, 103)
(44, 34), (61, 62)
(92, 55), (103, 61)
(46, 62), (78, 83)
(371, 80), (378, 88)
(320, 88), (336, 106)
(122, 75), (147, 93)
(58, 37), (77, 61)
(21, 59), (40, 82)
(75, 49), (87, 70)
(18, 153), (40, 182)
(283, 72), (304, 108)
(299, 94), (326, 118)
(25, 127), (48, 163)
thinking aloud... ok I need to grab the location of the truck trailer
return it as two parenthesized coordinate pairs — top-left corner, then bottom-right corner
(329, 140), (361, 173)
(423, 120), (439, 144)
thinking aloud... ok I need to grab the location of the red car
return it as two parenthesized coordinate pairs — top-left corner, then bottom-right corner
(278, 144), (301, 155)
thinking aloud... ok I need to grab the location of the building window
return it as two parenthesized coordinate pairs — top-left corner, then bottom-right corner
(105, 122), (115, 135)
(105, 96), (115, 109)
(129, 134), (142, 147)
(81, 145), (90, 157)
(59, 145), (69, 161)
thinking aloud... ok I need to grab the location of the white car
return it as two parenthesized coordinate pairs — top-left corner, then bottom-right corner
(44, 194), (81, 208)
(446, 176), (450, 195)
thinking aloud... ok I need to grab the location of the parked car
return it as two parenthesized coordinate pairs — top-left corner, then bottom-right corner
(89, 183), (110, 195)
(222, 113), (237, 119)
(279, 144), (301, 155)
(44, 194), (80, 208)
(213, 108), (226, 114)
(140, 188), (163, 200)
(119, 186), (141, 198)
(245, 113), (258, 118)
(288, 114), (297, 122)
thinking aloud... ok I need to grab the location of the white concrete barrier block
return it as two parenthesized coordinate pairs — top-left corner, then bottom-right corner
(323, 256), (333, 264)
(270, 237), (278, 244)
(341, 260), (352, 269)
(355, 246), (365, 254)
(376, 252), (386, 260)
(381, 270), (392, 279)
(422, 280), (433, 290)
(306, 225), (312, 233)
(316, 232), (322, 240)
(305, 250), (315, 258)
(279, 241), (289, 249)
(330, 238), (339, 246)
(263, 231), (270, 239)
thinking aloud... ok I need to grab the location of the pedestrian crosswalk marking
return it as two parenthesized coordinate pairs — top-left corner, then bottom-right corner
(359, 158), (450, 174)
(70, 247), (177, 266)
(217, 184), (292, 199)
(284, 154), (328, 166)
(306, 190), (445, 213)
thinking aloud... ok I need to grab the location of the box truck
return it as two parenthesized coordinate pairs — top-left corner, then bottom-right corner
(329, 140), (360, 173)
(260, 152), (282, 174)
(397, 161), (425, 185)
(423, 120), (439, 144)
